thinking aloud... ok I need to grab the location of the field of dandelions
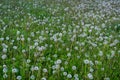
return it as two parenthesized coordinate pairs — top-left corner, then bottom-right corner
(0, 0), (120, 80)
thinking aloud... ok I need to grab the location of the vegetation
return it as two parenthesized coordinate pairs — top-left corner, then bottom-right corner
(0, 0), (120, 80)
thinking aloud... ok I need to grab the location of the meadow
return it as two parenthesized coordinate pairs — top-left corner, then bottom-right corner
(0, 0), (120, 80)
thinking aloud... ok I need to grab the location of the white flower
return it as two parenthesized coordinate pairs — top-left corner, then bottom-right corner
(1, 54), (7, 60)
(90, 68), (94, 72)
(87, 73), (93, 79)
(64, 61), (68, 65)
(74, 74), (78, 78)
(41, 77), (46, 80)
(3, 74), (8, 78)
(60, 67), (64, 71)
(59, 33), (62, 37)
(13, 46), (17, 49)
(84, 59), (90, 64)
(67, 74), (72, 78)
(56, 59), (62, 64)
(52, 70), (56, 74)
(98, 51), (103, 56)
(63, 72), (67, 76)
(77, 56), (80, 59)
(3, 48), (7, 53)
(17, 76), (22, 80)
(34, 42), (38, 46)
(0, 37), (4, 41)
(67, 53), (71, 57)
(34, 66), (39, 71)
(43, 68), (48, 73)
(53, 54), (57, 58)
(30, 75), (35, 79)
(74, 77), (79, 80)
(27, 59), (31, 63)
(72, 66), (77, 70)
(3, 68), (7, 73)
(22, 49), (26, 53)
(6, 37), (9, 40)
(101, 68), (104, 71)
(12, 68), (18, 73)
(104, 77), (110, 80)
(74, 46), (78, 50)
(17, 31), (20, 35)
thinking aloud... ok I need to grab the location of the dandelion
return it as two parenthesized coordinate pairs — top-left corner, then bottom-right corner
(17, 76), (22, 80)
(26, 59), (31, 63)
(0, 37), (4, 41)
(98, 51), (103, 56)
(64, 61), (68, 65)
(90, 68), (94, 72)
(87, 73), (93, 79)
(84, 59), (90, 64)
(43, 68), (48, 73)
(13, 46), (17, 49)
(6, 36), (9, 40)
(67, 53), (71, 57)
(101, 68), (104, 71)
(67, 74), (72, 78)
(17, 31), (20, 35)
(60, 67), (64, 71)
(63, 72), (67, 76)
(74, 77), (79, 80)
(1, 54), (7, 60)
(41, 77), (46, 80)
(3, 68), (7, 73)
(77, 56), (80, 59)
(56, 59), (62, 64)
(3, 74), (8, 78)
(74, 74), (78, 78)
(34, 66), (39, 71)
(53, 54), (57, 58)
(30, 75), (35, 79)
(3, 48), (7, 53)
(12, 68), (18, 73)
(72, 66), (77, 70)
(104, 77), (110, 80)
